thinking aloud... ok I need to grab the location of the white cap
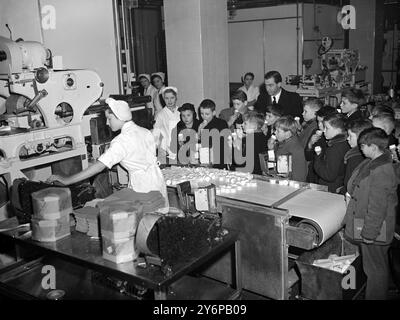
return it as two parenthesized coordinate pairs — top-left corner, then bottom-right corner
(105, 97), (132, 121)
(138, 74), (150, 82)
(161, 86), (178, 96)
(151, 72), (165, 83)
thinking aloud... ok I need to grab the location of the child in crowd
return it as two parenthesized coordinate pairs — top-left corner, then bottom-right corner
(233, 112), (268, 175)
(219, 91), (248, 131)
(198, 99), (229, 169)
(340, 88), (366, 122)
(299, 98), (323, 148)
(372, 113), (399, 147)
(262, 104), (284, 139)
(271, 116), (307, 182)
(305, 106), (337, 183)
(368, 104), (395, 120)
(343, 127), (398, 300)
(170, 103), (201, 163)
(341, 119), (373, 194)
(313, 113), (350, 192)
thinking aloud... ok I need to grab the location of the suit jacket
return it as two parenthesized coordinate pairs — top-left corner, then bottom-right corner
(255, 87), (303, 119)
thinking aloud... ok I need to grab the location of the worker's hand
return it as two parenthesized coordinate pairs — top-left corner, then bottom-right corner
(46, 175), (67, 186)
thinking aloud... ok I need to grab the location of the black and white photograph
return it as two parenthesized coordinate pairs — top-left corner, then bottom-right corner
(0, 0), (399, 307)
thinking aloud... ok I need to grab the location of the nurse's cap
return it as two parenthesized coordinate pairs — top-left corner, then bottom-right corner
(105, 97), (132, 121)
(161, 86), (178, 96)
(138, 73), (151, 82)
(151, 72), (165, 83)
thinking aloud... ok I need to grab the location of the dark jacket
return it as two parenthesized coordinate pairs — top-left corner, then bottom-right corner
(346, 109), (364, 123)
(343, 151), (398, 245)
(342, 147), (365, 194)
(255, 87), (303, 119)
(388, 133), (399, 147)
(305, 136), (327, 184)
(298, 119), (318, 149)
(313, 134), (350, 193)
(234, 131), (267, 175)
(202, 117), (229, 169)
(170, 119), (201, 159)
(275, 136), (307, 182)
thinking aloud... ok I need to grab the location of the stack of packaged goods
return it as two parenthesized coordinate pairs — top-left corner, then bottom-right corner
(73, 206), (100, 238)
(30, 188), (72, 242)
(97, 189), (165, 264)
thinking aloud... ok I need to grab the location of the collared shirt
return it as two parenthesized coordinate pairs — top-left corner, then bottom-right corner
(98, 121), (168, 204)
(239, 85), (260, 102)
(153, 105), (181, 153)
(272, 89), (282, 104)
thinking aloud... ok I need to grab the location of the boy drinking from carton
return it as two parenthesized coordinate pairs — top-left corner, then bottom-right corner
(299, 98), (323, 148)
(269, 116), (307, 182)
(305, 106), (337, 183)
(343, 127), (398, 300)
(262, 104), (284, 140)
(313, 113), (350, 193)
(233, 112), (268, 175)
(198, 99), (229, 169)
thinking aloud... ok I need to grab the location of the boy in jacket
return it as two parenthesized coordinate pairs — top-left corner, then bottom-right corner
(314, 113), (350, 192)
(343, 127), (398, 299)
(272, 116), (307, 182)
(341, 119), (373, 194)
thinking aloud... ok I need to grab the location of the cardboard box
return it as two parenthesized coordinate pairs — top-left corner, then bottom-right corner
(31, 215), (70, 242)
(31, 187), (72, 220)
(99, 202), (138, 240)
(295, 234), (366, 300)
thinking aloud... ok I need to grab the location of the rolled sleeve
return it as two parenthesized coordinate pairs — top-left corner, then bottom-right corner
(98, 140), (127, 169)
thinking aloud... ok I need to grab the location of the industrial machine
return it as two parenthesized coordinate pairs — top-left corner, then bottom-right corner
(0, 36), (104, 183)
(0, 36), (105, 221)
(287, 43), (369, 103)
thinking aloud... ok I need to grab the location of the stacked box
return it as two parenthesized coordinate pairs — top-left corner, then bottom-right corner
(102, 237), (135, 264)
(31, 188), (72, 242)
(31, 215), (71, 242)
(99, 202), (138, 240)
(98, 201), (138, 264)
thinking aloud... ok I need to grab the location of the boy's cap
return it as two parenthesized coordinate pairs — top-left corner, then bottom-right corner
(105, 98), (132, 121)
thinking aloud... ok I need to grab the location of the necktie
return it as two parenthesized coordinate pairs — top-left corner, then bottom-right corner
(273, 96), (277, 105)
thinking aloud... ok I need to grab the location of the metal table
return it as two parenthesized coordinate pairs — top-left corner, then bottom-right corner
(0, 227), (242, 300)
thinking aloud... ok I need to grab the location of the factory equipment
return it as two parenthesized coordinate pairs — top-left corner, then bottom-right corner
(287, 45), (369, 102)
(0, 36), (104, 185)
(164, 168), (366, 300)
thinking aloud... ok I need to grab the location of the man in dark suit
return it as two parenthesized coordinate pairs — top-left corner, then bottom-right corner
(255, 71), (303, 119)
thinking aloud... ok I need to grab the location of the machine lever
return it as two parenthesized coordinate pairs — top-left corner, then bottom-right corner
(22, 89), (48, 112)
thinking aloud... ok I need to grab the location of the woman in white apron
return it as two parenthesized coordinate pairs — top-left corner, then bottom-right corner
(47, 98), (169, 207)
